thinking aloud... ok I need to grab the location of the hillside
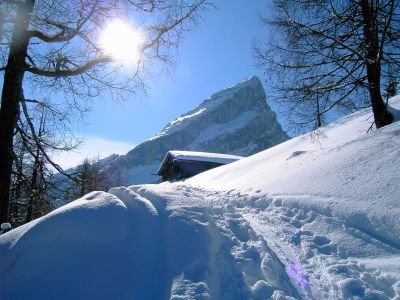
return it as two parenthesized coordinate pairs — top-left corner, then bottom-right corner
(1, 97), (399, 299)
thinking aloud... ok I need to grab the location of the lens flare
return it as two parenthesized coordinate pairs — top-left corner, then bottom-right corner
(286, 261), (310, 290)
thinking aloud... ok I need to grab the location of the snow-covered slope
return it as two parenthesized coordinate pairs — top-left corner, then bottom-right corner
(1, 97), (400, 299)
(102, 76), (288, 184)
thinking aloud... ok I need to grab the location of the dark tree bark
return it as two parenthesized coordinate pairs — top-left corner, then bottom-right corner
(316, 95), (322, 128)
(0, 1), (35, 223)
(360, 0), (393, 128)
(25, 148), (39, 223)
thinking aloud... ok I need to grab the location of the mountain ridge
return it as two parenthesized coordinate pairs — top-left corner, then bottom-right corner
(97, 76), (288, 184)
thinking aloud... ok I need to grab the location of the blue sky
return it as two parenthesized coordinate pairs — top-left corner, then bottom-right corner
(56, 1), (274, 167)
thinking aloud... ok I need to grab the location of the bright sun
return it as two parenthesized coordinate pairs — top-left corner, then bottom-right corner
(99, 19), (144, 64)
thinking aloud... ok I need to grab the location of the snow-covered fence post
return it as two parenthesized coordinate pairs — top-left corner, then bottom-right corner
(0, 222), (12, 234)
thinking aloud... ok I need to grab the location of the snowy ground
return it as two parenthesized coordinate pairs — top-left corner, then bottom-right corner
(1, 97), (400, 299)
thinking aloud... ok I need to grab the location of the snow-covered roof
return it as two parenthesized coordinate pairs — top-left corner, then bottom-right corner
(157, 150), (242, 175)
(158, 150), (243, 173)
(166, 150), (242, 165)
(156, 150), (243, 180)
(157, 150), (243, 177)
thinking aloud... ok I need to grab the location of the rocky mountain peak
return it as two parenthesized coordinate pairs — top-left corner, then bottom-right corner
(106, 76), (288, 184)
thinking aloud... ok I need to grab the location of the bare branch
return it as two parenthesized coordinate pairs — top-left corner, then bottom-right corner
(27, 1), (99, 43)
(20, 98), (79, 182)
(378, 0), (395, 63)
(126, 0), (156, 12)
(288, 18), (364, 61)
(144, 0), (208, 51)
(27, 29), (75, 43)
(24, 55), (112, 77)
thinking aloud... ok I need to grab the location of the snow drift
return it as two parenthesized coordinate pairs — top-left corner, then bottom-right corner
(1, 97), (400, 299)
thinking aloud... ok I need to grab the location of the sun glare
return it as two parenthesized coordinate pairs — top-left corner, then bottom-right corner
(99, 19), (145, 64)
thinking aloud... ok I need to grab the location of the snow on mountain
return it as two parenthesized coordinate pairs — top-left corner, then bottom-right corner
(1, 97), (400, 300)
(103, 76), (288, 185)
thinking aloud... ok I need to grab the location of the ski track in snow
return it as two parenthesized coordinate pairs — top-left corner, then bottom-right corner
(129, 182), (400, 299)
(131, 184), (300, 299)
(2, 179), (398, 299)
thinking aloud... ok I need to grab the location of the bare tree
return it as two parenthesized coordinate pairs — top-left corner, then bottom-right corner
(0, 0), (211, 223)
(50, 155), (124, 204)
(9, 98), (78, 225)
(255, 0), (399, 134)
(71, 156), (113, 199)
(76, 158), (93, 197)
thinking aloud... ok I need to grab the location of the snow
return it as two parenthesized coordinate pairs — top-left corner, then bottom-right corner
(1, 223), (11, 230)
(1, 96), (400, 299)
(155, 108), (208, 138)
(208, 76), (263, 105)
(148, 76), (266, 141)
(188, 111), (258, 148)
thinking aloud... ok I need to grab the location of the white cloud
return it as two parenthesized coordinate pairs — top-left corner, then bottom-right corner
(52, 136), (136, 169)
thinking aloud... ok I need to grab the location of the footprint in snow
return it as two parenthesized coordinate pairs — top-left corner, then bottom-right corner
(287, 150), (307, 160)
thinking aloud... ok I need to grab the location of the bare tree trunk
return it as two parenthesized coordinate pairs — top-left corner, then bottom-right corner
(25, 148), (40, 223)
(367, 64), (392, 128)
(80, 181), (86, 198)
(360, 0), (393, 128)
(11, 145), (25, 224)
(316, 94), (322, 128)
(0, 0), (35, 223)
